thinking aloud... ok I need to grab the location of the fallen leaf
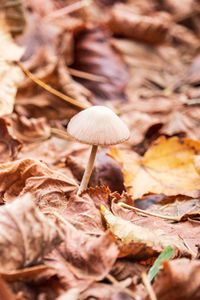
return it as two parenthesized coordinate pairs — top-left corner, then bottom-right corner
(6, 114), (51, 143)
(0, 158), (77, 206)
(0, 118), (21, 163)
(148, 199), (200, 222)
(58, 58), (92, 107)
(111, 259), (147, 282)
(109, 4), (171, 44)
(101, 206), (191, 259)
(0, 194), (63, 272)
(61, 189), (106, 234)
(66, 149), (125, 193)
(0, 277), (16, 300)
(79, 283), (124, 300)
(56, 289), (79, 300)
(72, 25), (128, 104)
(57, 221), (118, 281)
(151, 259), (200, 300)
(109, 136), (200, 198)
(0, 15), (24, 116)
(3, 0), (26, 36)
(0, 265), (53, 282)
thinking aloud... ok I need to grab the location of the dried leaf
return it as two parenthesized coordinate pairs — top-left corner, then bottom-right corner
(56, 289), (79, 300)
(4, 0), (26, 36)
(61, 190), (106, 234)
(58, 58), (92, 107)
(109, 4), (171, 44)
(148, 199), (200, 222)
(110, 136), (200, 198)
(0, 265), (52, 282)
(0, 194), (63, 272)
(0, 158), (77, 206)
(7, 115), (51, 143)
(72, 26), (128, 104)
(0, 118), (21, 163)
(57, 221), (118, 281)
(152, 259), (200, 300)
(0, 15), (24, 116)
(0, 277), (16, 300)
(79, 283), (123, 300)
(101, 206), (191, 259)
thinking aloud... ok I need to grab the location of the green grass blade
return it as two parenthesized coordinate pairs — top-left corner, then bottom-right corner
(148, 245), (174, 282)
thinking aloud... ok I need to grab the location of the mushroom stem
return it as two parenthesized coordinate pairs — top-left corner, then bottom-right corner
(78, 145), (98, 195)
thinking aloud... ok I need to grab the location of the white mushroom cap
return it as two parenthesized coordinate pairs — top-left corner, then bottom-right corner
(67, 106), (130, 145)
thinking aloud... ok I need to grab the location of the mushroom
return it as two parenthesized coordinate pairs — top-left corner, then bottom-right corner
(67, 106), (130, 195)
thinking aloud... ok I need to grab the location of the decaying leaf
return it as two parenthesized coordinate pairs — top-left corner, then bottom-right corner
(72, 26), (128, 104)
(7, 114), (51, 143)
(0, 15), (24, 116)
(3, 0), (26, 36)
(0, 194), (63, 272)
(109, 136), (200, 198)
(148, 199), (200, 222)
(109, 4), (171, 44)
(152, 259), (200, 300)
(101, 206), (191, 259)
(57, 221), (118, 281)
(61, 188), (108, 234)
(0, 277), (16, 300)
(0, 118), (21, 163)
(0, 158), (78, 206)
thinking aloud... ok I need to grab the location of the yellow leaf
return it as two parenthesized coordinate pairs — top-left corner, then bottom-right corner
(109, 136), (200, 198)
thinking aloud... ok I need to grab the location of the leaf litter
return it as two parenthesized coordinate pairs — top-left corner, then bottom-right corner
(0, 0), (200, 299)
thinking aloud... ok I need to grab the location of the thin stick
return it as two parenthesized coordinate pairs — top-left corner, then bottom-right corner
(51, 128), (72, 140)
(106, 274), (137, 300)
(17, 62), (88, 110)
(142, 273), (157, 300)
(68, 67), (106, 82)
(78, 145), (98, 195)
(45, 0), (89, 20)
(118, 202), (180, 221)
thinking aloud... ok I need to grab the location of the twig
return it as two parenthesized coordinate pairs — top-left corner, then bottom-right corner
(142, 273), (157, 300)
(45, 211), (71, 227)
(106, 274), (138, 300)
(51, 128), (72, 140)
(118, 202), (180, 221)
(17, 62), (89, 110)
(68, 67), (106, 82)
(45, 0), (90, 20)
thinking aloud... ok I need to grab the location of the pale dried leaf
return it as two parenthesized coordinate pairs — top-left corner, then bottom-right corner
(0, 194), (63, 272)
(0, 61), (24, 116)
(102, 207), (191, 259)
(0, 16), (24, 116)
(0, 15), (24, 60)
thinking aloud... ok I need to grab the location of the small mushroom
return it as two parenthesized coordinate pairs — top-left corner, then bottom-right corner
(67, 106), (130, 195)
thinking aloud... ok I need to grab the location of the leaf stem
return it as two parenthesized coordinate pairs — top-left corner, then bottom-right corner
(118, 202), (180, 221)
(17, 62), (89, 110)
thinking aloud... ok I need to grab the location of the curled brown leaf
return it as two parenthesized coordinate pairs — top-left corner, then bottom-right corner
(0, 194), (63, 272)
